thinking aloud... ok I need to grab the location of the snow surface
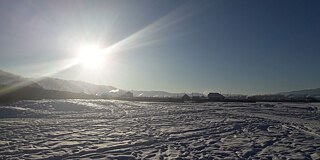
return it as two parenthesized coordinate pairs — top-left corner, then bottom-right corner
(0, 100), (319, 159)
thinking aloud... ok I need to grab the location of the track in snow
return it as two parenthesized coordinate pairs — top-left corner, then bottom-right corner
(0, 100), (319, 159)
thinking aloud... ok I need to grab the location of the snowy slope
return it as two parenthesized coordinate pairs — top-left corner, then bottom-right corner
(36, 77), (117, 95)
(0, 69), (28, 85)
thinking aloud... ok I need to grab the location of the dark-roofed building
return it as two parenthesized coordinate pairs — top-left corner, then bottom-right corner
(208, 93), (225, 100)
(181, 94), (191, 101)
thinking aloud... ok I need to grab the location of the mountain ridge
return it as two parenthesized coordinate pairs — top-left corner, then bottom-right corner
(2, 69), (319, 97)
(36, 77), (117, 95)
(278, 88), (320, 97)
(0, 69), (183, 97)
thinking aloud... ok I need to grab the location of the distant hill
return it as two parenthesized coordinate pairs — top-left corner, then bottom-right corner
(0, 69), (199, 98)
(33, 78), (183, 97)
(36, 78), (117, 95)
(0, 70), (95, 102)
(0, 84), (95, 102)
(32, 76), (188, 97)
(0, 69), (118, 97)
(0, 69), (42, 89)
(279, 88), (320, 97)
(0, 69), (28, 85)
(130, 90), (182, 97)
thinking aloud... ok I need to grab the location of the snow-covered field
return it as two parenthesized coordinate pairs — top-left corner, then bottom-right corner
(0, 100), (319, 159)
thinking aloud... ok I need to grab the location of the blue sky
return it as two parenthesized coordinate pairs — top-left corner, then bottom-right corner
(0, 0), (319, 95)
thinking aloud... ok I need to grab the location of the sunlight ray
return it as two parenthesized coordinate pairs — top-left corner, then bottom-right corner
(103, 1), (209, 54)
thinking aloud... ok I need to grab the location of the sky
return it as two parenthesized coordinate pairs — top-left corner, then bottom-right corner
(0, 0), (320, 95)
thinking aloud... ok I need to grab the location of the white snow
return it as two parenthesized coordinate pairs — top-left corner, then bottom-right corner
(0, 100), (319, 159)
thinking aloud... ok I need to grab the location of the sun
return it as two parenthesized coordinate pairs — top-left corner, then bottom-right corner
(77, 45), (105, 68)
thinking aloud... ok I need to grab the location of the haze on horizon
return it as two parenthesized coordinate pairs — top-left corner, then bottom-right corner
(0, 0), (319, 95)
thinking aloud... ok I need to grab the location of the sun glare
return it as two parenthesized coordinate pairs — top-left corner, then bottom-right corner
(77, 45), (105, 68)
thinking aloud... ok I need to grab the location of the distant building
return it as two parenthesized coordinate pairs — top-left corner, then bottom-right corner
(208, 93), (225, 100)
(121, 91), (133, 98)
(181, 94), (191, 101)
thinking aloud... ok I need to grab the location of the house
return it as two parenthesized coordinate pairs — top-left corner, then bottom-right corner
(121, 91), (133, 98)
(208, 93), (225, 100)
(181, 94), (191, 101)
